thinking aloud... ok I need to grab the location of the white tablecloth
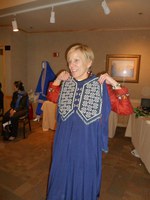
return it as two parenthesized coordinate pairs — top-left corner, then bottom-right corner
(125, 114), (150, 173)
(108, 111), (118, 138)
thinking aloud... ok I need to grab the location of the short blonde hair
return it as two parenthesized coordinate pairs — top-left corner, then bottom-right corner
(66, 43), (94, 63)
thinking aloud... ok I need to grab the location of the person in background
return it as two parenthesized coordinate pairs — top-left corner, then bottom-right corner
(2, 81), (29, 141)
(46, 43), (133, 200)
(0, 82), (4, 116)
(33, 61), (56, 122)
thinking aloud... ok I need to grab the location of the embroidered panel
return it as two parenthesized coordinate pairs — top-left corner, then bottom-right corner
(58, 79), (77, 120)
(77, 78), (103, 124)
(58, 77), (103, 124)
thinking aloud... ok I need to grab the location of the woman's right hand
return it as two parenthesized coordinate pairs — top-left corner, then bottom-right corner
(53, 71), (71, 86)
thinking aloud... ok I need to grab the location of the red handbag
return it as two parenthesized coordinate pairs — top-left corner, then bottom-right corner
(46, 82), (61, 103)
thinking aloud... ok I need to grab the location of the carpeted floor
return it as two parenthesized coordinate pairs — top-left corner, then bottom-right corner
(0, 121), (149, 200)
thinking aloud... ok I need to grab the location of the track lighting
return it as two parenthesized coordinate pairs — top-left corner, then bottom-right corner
(101, 0), (111, 15)
(12, 18), (19, 32)
(50, 7), (55, 23)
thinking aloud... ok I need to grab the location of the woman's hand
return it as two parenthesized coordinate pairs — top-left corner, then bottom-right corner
(98, 73), (121, 89)
(53, 71), (71, 86)
(57, 71), (70, 81)
(10, 109), (16, 117)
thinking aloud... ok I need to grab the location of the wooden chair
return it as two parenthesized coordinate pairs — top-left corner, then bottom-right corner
(18, 113), (31, 138)
(0, 108), (4, 135)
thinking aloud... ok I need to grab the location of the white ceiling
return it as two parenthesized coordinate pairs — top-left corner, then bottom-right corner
(0, 0), (150, 33)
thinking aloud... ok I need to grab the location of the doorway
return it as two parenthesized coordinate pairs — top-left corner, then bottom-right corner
(0, 46), (6, 111)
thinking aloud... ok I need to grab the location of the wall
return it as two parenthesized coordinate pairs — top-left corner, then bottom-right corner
(0, 27), (27, 96)
(0, 27), (27, 111)
(27, 30), (150, 99)
(0, 27), (150, 101)
(11, 30), (27, 90)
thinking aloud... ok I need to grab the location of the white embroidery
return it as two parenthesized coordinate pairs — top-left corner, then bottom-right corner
(58, 77), (103, 124)
(77, 78), (103, 124)
(58, 79), (76, 120)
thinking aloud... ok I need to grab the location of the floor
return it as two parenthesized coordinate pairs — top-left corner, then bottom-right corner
(0, 121), (149, 200)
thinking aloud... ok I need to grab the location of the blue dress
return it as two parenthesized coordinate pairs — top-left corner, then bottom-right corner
(35, 61), (56, 116)
(47, 75), (111, 200)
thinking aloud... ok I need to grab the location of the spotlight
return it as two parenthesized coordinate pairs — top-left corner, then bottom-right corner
(12, 18), (19, 32)
(101, 0), (111, 15)
(50, 7), (55, 23)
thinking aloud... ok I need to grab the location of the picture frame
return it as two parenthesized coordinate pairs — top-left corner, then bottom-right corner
(106, 54), (141, 83)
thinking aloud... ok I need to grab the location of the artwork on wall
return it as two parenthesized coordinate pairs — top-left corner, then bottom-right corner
(106, 54), (141, 83)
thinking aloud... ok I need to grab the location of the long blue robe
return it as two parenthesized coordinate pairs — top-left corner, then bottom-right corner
(35, 61), (55, 116)
(47, 75), (111, 200)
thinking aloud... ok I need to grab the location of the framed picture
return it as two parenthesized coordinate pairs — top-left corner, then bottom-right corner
(106, 54), (141, 83)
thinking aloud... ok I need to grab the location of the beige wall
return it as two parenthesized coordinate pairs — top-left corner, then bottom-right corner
(0, 27), (150, 101)
(0, 28), (27, 96)
(0, 27), (27, 111)
(11, 31), (27, 89)
(27, 30), (150, 99)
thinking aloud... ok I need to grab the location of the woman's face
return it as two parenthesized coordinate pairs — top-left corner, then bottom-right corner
(14, 84), (18, 91)
(67, 50), (92, 81)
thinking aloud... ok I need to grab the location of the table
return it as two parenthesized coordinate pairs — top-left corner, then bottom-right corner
(108, 111), (118, 138)
(41, 101), (57, 131)
(125, 114), (150, 173)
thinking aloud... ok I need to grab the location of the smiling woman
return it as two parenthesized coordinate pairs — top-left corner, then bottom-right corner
(66, 45), (94, 80)
(46, 43), (133, 200)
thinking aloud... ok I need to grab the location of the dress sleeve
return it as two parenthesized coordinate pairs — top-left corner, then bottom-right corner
(100, 82), (111, 153)
(106, 84), (133, 115)
(46, 82), (61, 103)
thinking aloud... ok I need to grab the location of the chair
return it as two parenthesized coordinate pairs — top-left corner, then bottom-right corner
(0, 108), (4, 135)
(18, 113), (31, 138)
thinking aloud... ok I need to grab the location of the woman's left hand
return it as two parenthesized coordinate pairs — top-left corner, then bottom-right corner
(98, 73), (121, 89)
(10, 109), (16, 117)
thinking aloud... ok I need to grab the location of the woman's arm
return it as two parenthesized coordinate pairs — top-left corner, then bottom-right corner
(53, 71), (71, 86)
(10, 91), (18, 109)
(15, 94), (29, 112)
(106, 84), (133, 115)
(46, 71), (70, 103)
(98, 73), (133, 115)
(10, 94), (29, 116)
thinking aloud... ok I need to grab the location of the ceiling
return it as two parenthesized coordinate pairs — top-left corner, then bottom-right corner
(0, 0), (150, 33)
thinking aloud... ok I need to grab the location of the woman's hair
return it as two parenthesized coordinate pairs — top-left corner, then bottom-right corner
(14, 81), (25, 91)
(66, 43), (94, 63)
(0, 82), (2, 90)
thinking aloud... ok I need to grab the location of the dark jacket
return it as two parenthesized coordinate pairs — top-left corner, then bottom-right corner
(10, 91), (29, 112)
(0, 90), (4, 114)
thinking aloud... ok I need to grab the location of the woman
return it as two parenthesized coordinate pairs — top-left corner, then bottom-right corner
(0, 82), (4, 115)
(2, 81), (29, 141)
(46, 44), (133, 200)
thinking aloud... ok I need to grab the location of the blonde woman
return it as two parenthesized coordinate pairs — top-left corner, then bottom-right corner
(46, 44), (133, 200)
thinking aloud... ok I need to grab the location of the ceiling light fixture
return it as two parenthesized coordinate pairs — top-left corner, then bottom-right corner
(0, 0), (83, 18)
(101, 0), (111, 15)
(12, 18), (19, 32)
(50, 6), (55, 23)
